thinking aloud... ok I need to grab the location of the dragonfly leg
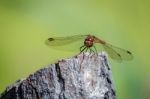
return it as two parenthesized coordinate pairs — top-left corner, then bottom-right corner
(89, 48), (94, 55)
(84, 47), (89, 53)
(80, 46), (86, 53)
(79, 46), (86, 66)
(85, 47), (91, 59)
(93, 45), (98, 55)
(79, 46), (88, 71)
(80, 45), (85, 52)
(90, 48), (96, 58)
(89, 48), (92, 55)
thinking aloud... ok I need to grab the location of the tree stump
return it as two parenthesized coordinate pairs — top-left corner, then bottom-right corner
(0, 52), (117, 99)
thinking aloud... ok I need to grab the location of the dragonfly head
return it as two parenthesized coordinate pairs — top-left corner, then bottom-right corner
(84, 35), (95, 47)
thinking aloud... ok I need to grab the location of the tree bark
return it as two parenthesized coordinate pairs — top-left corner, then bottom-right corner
(0, 52), (117, 99)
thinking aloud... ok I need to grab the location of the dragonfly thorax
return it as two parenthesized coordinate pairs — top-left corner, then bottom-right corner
(84, 36), (94, 47)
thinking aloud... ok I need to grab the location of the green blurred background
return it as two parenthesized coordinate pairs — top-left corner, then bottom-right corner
(0, 0), (150, 99)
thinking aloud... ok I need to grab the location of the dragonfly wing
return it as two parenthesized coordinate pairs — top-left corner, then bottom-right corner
(46, 35), (87, 46)
(103, 44), (123, 62)
(103, 43), (133, 61)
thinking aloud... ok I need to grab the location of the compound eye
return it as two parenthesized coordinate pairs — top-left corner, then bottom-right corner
(89, 38), (92, 41)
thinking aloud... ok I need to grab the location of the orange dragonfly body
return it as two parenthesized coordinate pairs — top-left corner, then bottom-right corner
(47, 34), (133, 62)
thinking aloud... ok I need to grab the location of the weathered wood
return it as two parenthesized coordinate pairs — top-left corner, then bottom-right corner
(0, 52), (117, 99)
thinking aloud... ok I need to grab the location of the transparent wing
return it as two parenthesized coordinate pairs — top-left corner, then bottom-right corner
(46, 35), (87, 46)
(103, 43), (133, 62)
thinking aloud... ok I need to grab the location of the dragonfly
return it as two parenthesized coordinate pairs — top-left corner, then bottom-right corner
(46, 34), (133, 62)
